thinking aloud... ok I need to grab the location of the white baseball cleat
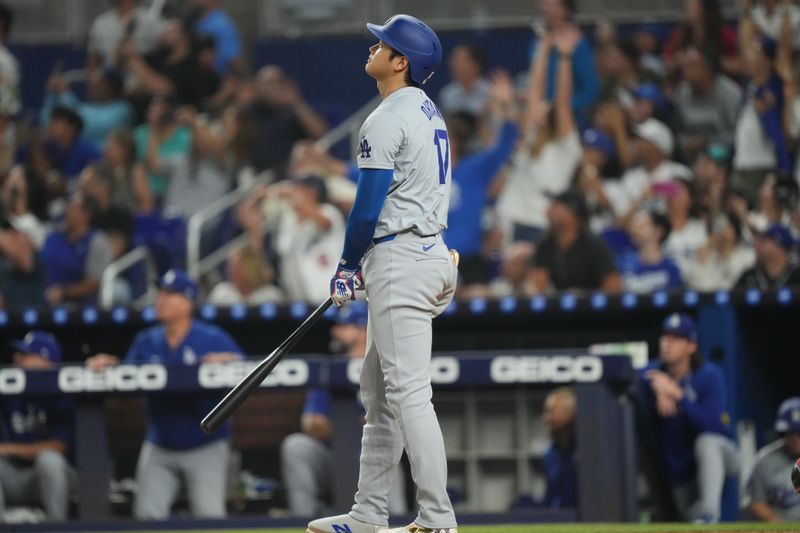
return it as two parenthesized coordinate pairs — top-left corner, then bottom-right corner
(307, 513), (383, 533)
(378, 524), (457, 533)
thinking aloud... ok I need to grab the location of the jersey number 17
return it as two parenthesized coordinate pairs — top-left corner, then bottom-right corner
(434, 129), (450, 185)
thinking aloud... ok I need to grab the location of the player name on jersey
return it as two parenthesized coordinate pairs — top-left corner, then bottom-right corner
(0, 354), (629, 395)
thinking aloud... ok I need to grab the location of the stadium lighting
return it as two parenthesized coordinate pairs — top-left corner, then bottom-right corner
(745, 288), (761, 306)
(259, 303), (278, 320)
(289, 302), (308, 319)
(621, 293), (637, 309)
(141, 306), (157, 322)
(111, 307), (128, 324)
(560, 293), (577, 311)
(230, 303), (248, 320)
(651, 291), (668, 308)
(590, 292), (607, 310)
(52, 307), (68, 325)
(0, 311), (7, 326)
(469, 298), (487, 314)
(530, 295), (547, 312)
(778, 287), (792, 305)
(443, 300), (457, 316)
(499, 296), (517, 314)
(82, 307), (99, 324)
(201, 304), (218, 320)
(714, 291), (729, 305)
(22, 308), (38, 326)
(683, 291), (699, 307)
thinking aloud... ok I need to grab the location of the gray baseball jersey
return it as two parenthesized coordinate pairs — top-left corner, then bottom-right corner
(356, 87), (451, 239)
(746, 439), (800, 521)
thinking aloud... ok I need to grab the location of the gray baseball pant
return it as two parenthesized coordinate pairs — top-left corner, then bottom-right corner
(281, 432), (408, 517)
(672, 432), (740, 521)
(134, 439), (229, 519)
(0, 450), (73, 522)
(350, 233), (458, 529)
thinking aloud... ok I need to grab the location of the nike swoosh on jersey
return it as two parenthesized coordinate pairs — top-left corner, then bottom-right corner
(422, 244), (436, 252)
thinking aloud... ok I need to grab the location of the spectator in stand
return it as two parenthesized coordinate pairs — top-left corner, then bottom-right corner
(638, 313), (739, 523)
(0, 166), (47, 308)
(742, 174), (798, 235)
(0, 331), (74, 522)
(684, 211), (755, 291)
(529, 0), (599, 122)
(42, 68), (133, 150)
(489, 242), (535, 297)
(741, 0), (800, 50)
(693, 143), (731, 223)
(732, 37), (792, 203)
(629, 82), (667, 125)
(498, 27), (581, 245)
(122, 19), (220, 110)
(596, 38), (642, 108)
(244, 176), (344, 303)
(92, 129), (153, 215)
(619, 210), (683, 294)
(133, 93), (191, 202)
(445, 71), (518, 295)
(87, 0), (165, 70)
(528, 191), (621, 293)
(188, 0), (244, 75)
(736, 223), (800, 289)
(634, 23), (667, 80)
(745, 397), (800, 522)
(0, 3), (19, 118)
(674, 46), (741, 161)
(207, 245), (283, 306)
(40, 191), (113, 306)
(438, 43), (490, 115)
(574, 127), (619, 232)
(86, 270), (242, 520)
(663, 0), (739, 75)
(541, 387), (577, 509)
(663, 178), (710, 276)
(281, 302), (407, 517)
(241, 66), (328, 176)
(17, 107), (101, 185)
(605, 119), (691, 222)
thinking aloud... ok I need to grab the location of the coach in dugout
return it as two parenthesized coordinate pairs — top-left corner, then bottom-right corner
(745, 397), (800, 521)
(638, 313), (739, 522)
(87, 269), (242, 519)
(0, 331), (73, 522)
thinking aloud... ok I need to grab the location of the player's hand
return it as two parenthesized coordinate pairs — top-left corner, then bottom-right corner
(44, 285), (64, 306)
(86, 353), (120, 372)
(330, 265), (362, 307)
(646, 370), (684, 401)
(655, 392), (678, 418)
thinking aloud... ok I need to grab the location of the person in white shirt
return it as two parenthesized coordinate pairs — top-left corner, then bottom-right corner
(744, 0), (800, 49)
(497, 26), (582, 245)
(266, 176), (344, 303)
(207, 246), (283, 306)
(605, 119), (691, 221)
(684, 211), (756, 291)
(663, 178), (709, 276)
(87, 0), (165, 69)
(0, 3), (19, 119)
(438, 44), (491, 116)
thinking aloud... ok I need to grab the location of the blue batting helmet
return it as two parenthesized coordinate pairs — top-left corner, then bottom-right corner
(775, 397), (800, 434)
(367, 14), (442, 85)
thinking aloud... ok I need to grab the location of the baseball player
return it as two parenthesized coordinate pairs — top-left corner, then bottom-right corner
(87, 269), (242, 519)
(0, 331), (74, 522)
(309, 13), (458, 533)
(745, 397), (800, 521)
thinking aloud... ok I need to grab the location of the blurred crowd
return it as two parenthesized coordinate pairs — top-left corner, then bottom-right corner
(3, 0), (800, 310)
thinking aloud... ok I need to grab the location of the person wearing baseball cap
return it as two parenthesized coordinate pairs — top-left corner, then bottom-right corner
(529, 190), (621, 293)
(281, 301), (408, 518)
(638, 313), (738, 522)
(0, 331), (74, 522)
(736, 223), (800, 290)
(86, 269), (243, 520)
(745, 397), (800, 521)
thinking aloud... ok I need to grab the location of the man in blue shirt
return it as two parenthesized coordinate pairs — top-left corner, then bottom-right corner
(0, 331), (73, 522)
(638, 313), (739, 522)
(541, 387), (577, 509)
(87, 269), (242, 519)
(189, 0), (243, 74)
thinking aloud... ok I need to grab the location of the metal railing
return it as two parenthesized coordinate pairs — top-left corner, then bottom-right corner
(99, 246), (156, 310)
(315, 94), (381, 156)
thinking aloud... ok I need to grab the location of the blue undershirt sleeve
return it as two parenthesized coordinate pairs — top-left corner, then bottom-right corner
(339, 168), (393, 268)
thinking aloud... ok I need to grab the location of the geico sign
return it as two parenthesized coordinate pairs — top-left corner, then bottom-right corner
(347, 357), (459, 385)
(58, 364), (167, 393)
(198, 360), (308, 388)
(0, 368), (25, 394)
(490, 356), (603, 384)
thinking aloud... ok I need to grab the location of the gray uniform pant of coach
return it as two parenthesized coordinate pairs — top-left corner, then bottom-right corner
(134, 439), (229, 519)
(672, 432), (740, 521)
(350, 233), (458, 529)
(0, 450), (73, 521)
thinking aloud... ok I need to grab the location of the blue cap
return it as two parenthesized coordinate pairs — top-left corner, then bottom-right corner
(11, 331), (62, 362)
(757, 36), (777, 60)
(337, 301), (368, 328)
(159, 269), (198, 301)
(776, 397), (800, 433)
(662, 313), (698, 343)
(582, 128), (615, 158)
(762, 224), (795, 252)
(633, 82), (664, 107)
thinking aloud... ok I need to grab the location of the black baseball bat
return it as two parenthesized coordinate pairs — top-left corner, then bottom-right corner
(201, 298), (334, 435)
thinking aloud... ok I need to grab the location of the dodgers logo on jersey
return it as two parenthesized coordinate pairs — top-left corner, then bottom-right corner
(359, 137), (372, 159)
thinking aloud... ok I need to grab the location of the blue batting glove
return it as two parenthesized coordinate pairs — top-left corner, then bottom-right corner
(330, 264), (362, 306)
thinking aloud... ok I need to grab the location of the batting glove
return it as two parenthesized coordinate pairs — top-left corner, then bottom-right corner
(330, 265), (362, 306)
